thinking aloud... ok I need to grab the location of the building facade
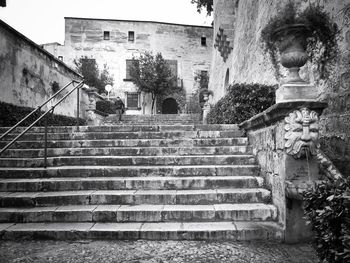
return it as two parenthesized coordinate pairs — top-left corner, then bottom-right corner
(43, 17), (213, 115)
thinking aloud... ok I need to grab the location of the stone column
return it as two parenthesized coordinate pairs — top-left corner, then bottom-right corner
(239, 101), (327, 243)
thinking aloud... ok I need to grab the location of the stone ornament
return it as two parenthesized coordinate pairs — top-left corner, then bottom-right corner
(284, 107), (320, 158)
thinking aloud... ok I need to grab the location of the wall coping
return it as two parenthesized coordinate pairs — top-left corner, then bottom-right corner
(239, 101), (328, 131)
(0, 19), (83, 80)
(64, 17), (213, 29)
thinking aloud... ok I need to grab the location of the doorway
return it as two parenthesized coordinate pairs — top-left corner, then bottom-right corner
(162, 98), (178, 114)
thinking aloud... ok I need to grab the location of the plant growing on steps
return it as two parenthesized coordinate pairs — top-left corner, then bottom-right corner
(129, 52), (176, 114)
(260, 1), (339, 81)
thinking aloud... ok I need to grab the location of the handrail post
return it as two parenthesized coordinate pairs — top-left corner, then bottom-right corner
(76, 84), (80, 132)
(44, 113), (48, 168)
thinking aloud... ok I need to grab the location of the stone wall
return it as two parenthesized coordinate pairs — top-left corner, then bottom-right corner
(0, 19), (88, 118)
(209, 0), (350, 176)
(43, 18), (213, 115)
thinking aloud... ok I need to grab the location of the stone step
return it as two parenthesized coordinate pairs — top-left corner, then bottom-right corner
(0, 155), (256, 168)
(0, 124), (240, 134)
(0, 221), (283, 240)
(0, 165), (260, 179)
(1, 146), (249, 158)
(0, 176), (263, 192)
(0, 204), (277, 223)
(0, 188), (271, 207)
(0, 137), (248, 149)
(2, 130), (242, 141)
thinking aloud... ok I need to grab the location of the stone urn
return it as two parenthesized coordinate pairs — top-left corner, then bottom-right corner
(274, 24), (309, 83)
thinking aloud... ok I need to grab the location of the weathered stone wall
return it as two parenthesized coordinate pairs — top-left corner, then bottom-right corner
(210, 0), (350, 176)
(44, 18), (213, 115)
(0, 20), (88, 118)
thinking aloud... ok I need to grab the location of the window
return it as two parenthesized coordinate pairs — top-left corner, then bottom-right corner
(58, 56), (63, 61)
(103, 31), (110, 40)
(201, 37), (207, 46)
(125, 59), (133, 80)
(166, 60), (178, 86)
(224, 68), (230, 93)
(128, 31), (135, 42)
(126, 92), (139, 109)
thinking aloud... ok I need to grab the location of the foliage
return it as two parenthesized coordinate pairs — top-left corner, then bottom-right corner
(129, 52), (175, 114)
(191, 0), (213, 16)
(206, 83), (276, 124)
(74, 56), (114, 94)
(187, 92), (203, 114)
(0, 101), (86, 127)
(96, 100), (116, 114)
(50, 81), (60, 93)
(260, 1), (339, 80)
(303, 176), (350, 262)
(194, 70), (209, 91)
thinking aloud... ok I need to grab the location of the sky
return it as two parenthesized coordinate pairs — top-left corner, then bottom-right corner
(0, 0), (212, 45)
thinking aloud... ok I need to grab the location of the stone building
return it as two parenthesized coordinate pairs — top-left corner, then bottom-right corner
(43, 17), (213, 115)
(208, 0), (350, 176)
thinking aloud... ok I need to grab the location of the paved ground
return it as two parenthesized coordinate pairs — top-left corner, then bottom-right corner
(0, 240), (318, 263)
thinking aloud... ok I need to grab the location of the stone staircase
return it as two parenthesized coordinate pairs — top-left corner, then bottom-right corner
(0, 118), (283, 241)
(103, 114), (202, 125)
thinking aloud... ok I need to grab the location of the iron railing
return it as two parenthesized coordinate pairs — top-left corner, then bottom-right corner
(0, 79), (84, 167)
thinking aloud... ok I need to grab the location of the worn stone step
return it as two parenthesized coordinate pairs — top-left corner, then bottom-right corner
(2, 130), (242, 141)
(0, 203), (277, 223)
(0, 137), (248, 149)
(0, 188), (271, 207)
(0, 221), (283, 240)
(0, 124), (241, 134)
(1, 146), (249, 158)
(0, 165), (260, 179)
(0, 176), (263, 192)
(0, 155), (256, 168)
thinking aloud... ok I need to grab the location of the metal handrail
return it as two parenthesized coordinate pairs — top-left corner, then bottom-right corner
(0, 80), (84, 166)
(0, 80), (80, 141)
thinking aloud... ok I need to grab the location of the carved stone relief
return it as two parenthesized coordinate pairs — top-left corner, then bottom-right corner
(284, 107), (320, 159)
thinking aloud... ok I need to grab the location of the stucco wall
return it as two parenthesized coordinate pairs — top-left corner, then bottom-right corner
(210, 0), (350, 176)
(0, 20), (88, 118)
(44, 18), (213, 115)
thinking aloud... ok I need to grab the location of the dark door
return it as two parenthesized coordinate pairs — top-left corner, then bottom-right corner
(162, 98), (178, 114)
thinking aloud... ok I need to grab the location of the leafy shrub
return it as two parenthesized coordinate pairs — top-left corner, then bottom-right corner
(206, 83), (276, 124)
(96, 100), (116, 114)
(303, 177), (350, 262)
(0, 101), (86, 127)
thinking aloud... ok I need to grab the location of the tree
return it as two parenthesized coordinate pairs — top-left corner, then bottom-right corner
(191, 0), (213, 16)
(74, 56), (114, 94)
(129, 52), (175, 113)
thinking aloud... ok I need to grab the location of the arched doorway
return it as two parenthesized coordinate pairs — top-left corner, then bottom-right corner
(162, 98), (178, 114)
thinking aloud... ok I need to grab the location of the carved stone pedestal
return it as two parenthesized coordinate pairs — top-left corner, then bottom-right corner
(276, 83), (317, 103)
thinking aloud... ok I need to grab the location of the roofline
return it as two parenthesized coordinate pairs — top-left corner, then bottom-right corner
(64, 17), (213, 29)
(0, 19), (83, 79)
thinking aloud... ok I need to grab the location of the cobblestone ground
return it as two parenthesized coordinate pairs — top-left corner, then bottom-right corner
(0, 240), (318, 263)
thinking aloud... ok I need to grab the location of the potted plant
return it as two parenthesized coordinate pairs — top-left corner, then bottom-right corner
(261, 2), (339, 83)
